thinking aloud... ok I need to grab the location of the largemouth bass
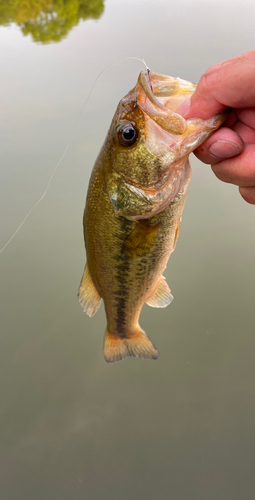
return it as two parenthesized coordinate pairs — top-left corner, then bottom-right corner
(79, 70), (227, 362)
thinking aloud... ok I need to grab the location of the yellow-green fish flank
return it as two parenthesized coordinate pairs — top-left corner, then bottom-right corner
(79, 69), (228, 362)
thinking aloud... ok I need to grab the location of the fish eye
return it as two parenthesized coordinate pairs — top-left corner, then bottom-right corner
(119, 123), (138, 147)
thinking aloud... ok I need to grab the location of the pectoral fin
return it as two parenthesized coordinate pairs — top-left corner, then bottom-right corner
(146, 276), (173, 308)
(78, 263), (102, 317)
(123, 220), (160, 257)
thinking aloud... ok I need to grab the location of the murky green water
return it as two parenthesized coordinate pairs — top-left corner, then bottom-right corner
(1, 1), (255, 499)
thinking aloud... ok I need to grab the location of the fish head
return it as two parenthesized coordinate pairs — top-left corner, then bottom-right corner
(106, 70), (229, 220)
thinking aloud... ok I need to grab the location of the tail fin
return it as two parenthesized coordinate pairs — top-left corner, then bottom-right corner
(103, 326), (158, 363)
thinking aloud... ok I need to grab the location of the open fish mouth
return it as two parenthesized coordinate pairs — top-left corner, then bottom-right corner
(136, 70), (228, 152)
(136, 69), (196, 135)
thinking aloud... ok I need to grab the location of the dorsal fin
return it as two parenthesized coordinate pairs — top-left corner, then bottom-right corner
(78, 263), (102, 317)
(146, 276), (173, 308)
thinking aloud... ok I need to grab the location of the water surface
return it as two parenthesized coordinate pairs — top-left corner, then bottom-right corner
(1, 1), (255, 499)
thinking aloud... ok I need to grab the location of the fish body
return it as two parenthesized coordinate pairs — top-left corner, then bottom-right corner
(79, 70), (227, 362)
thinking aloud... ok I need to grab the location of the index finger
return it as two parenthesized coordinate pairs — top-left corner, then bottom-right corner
(184, 50), (255, 120)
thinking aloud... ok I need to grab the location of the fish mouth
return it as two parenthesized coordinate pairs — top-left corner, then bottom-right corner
(136, 70), (196, 135)
(133, 70), (200, 184)
(135, 70), (230, 184)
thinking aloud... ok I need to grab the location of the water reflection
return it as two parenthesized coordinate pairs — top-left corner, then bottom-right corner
(0, 0), (104, 43)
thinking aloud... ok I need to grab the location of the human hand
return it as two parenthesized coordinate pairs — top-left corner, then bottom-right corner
(179, 51), (255, 204)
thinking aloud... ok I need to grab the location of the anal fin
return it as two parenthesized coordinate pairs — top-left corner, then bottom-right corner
(78, 263), (102, 317)
(146, 276), (173, 308)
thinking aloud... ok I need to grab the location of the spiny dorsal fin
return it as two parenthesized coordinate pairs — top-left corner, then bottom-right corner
(78, 263), (101, 317)
(104, 326), (158, 363)
(146, 276), (173, 308)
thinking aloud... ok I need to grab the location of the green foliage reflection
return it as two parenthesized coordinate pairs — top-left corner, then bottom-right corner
(0, 0), (104, 43)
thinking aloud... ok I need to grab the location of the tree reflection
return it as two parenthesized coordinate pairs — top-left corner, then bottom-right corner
(0, 0), (104, 43)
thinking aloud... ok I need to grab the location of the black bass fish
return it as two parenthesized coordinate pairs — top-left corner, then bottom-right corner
(79, 70), (227, 362)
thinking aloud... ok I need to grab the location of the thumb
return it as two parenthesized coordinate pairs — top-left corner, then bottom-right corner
(181, 50), (255, 120)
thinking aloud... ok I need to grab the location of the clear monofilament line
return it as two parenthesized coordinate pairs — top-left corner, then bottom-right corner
(0, 57), (149, 256)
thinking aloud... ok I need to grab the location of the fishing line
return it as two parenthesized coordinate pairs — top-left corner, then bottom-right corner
(0, 56), (149, 256)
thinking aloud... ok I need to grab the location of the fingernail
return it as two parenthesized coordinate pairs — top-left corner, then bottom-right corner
(209, 140), (240, 159)
(176, 97), (191, 117)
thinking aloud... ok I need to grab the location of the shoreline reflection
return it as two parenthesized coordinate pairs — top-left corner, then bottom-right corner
(0, 0), (104, 43)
